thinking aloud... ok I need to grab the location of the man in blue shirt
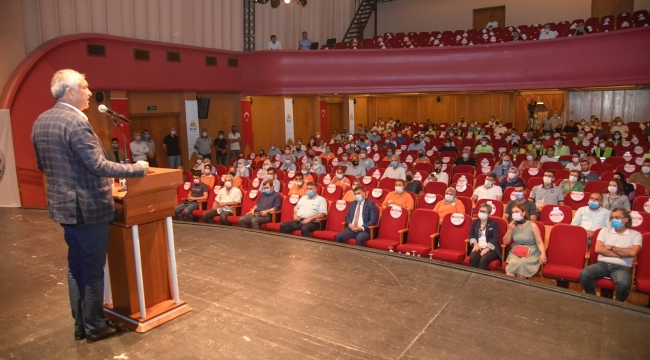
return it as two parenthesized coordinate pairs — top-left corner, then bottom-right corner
(299, 31), (312, 50)
(407, 135), (426, 151)
(394, 132), (406, 144)
(268, 142), (281, 157)
(239, 180), (282, 229)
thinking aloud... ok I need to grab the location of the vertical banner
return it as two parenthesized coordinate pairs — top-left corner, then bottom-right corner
(185, 100), (200, 160)
(319, 101), (329, 139)
(110, 98), (131, 159)
(284, 98), (294, 143)
(241, 100), (254, 154)
(0, 110), (21, 207)
(348, 99), (355, 134)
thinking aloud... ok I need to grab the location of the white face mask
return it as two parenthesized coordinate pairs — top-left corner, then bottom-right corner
(642, 166), (650, 174)
(296, 181), (303, 186)
(478, 212), (488, 220)
(170, 131), (176, 135)
(512, 212), (524, 222)
(555, 140), (560, 146)
(193, 179), (200, 184)
(395, 186), (404, 194)
(526, 155), (533, 161)
(224, 181), (232, 189)
(600, 143), (606, 148)
(572, 157), (579, 163)
(569, 175), (578, 183)
(204, 170), (211, 175)
(608, 186), (617, 194)
(543, 176), (553, 184)
(481, 141), (487, 146)
(197, 159), (203, 165)
(508, 172), (516, 180)
(484, 180), (493, 188)
(336, 174), (344, 179)
(267, 174), (274, 180)
(285, 150), (290, 154)
(445, 194), (454, 202)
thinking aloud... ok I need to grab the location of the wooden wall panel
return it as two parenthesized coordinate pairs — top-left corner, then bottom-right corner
(569, 89), (650, 123)
(327, 103), (344, 135)
(353, 97), (369, 128)
(293, 97), (319, 144)
(129, 115), (179, 168)
(251, 96), (284, 155)
(128, 92), (181, 115)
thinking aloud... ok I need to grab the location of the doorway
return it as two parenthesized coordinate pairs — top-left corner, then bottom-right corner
(473, 5), (506, 31)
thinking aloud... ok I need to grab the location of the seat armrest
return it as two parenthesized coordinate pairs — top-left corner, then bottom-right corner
(398, 228), (409, 244)
(231, 204), (242, 216)
(368, 224), (379, 240)
(269, 209), (282, 222)
(430, 233), (440, 249)
(341, 221), (347, 230)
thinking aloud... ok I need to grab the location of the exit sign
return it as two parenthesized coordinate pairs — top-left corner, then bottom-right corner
(146, 105), (157, 111)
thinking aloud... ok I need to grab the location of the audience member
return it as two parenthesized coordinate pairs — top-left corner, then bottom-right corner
(280, 182), (327, 236)
(379, 136), (397, 150)
(175, 173), (208, 221)
(610, 117), (629, 136)
(268, 142), (281, 157)
(193, 128), (213, 162)
(474, 137), (493, 154)
(602, 179), (631, 211)
(554, 137), (570, 156)
(335, 186), (379, 246)
(550, 111), (562, 132)
(505, 183), (538, 221)
(141, 129), (158, 167)
(518, 150), (541, 172)
(468, 203), (502, 269)
(613, 172), (636, 202)
(500, 167), (524, 191)
(433, 188), (465, 223)
(579, 160), (599, 183)
(214, 130), (228, 165)
(193, 155), (205, 172)
(345, 156), (367, 178)
(610, 131), (624, 145)
(339, 153), (352, 167)
(404, 169), (422, 194)
(130, 131), (149, 162)
(163, 127), (181, 168)
(414, 151), (431, 165)
(406, 135), (425, 151)
(454, 149), (476, 168)
(471, 172), (503, 202)
(229, 166), (243, 188)
(504, 204), (547, 278)
(540, 147), (557, 163)
(493, 155), (513, 182)
(254, 150), (267, 163)
(440, 138), (459, 154)
(571, 192), (610, 248)
(580, 208), (642, 302)
(342, 180), (361, 202)
(320, 145), (336, 162)
(628, 159), (650, 190)
(298, 31), (312, 50)
(539, 24), (557, 39)
(572, 21), (590, 36)
(300, 164), (315, 183)
(593, 138), (615, 157)
(529, 170), (564, 211)
(279, 155), (296, 171)
(288, 173), (308, 196)
(202, 174), (243, 225)
(268, 35), (282, 50)
(359, 149), (376, 170)
(106, 137), (125, 163)
(234, 158), (250, 178)
(565, 152), (582, 171)
(486, 15), (498, 30)
(309, 157), (326, 175)
(510, 30), (524, 42)
(259, 167), (281, 192)
(559, 170), (584, 195)
(382, 179), (414, 212)
(381, 155), (406, 180)
(200, 164), (216, 188)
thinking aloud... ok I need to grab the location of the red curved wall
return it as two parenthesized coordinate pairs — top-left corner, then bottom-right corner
(3, 28), (650, 207)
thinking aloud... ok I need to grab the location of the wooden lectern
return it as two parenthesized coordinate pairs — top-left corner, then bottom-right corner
(105, 168), (191, 332)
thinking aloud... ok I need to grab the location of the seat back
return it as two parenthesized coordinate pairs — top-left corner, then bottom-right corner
(439, 213), (472, 252)
(416, 193), (442, 210)
(454, 164), (474, 175)
(539, 205), (573, 225)
(368, 188), (388, 205)
(584, 181), (608, 194)
(278, 195), (298, 222)
(325, 200), (350, 231)
(633, 196), (650, 213)
(320, 184), (343, 201)
(588, 228), (604, 264)
(564, 191), (590, 210)
(474, 199), (504, 217)
(636, 233), (650, 290)
(423, 181), (448, 196)
(176, 182), (192, 204)
(452, 173), (474, 186)
(405, 209), (439, 246)
(630, 211), (650, 234)
(379, 177), (397, 191)
(377, 206), (410, 241)
(359, 175), (378, 192)
(451, 182), (474, 199)
(456, 196), (473, 215)
(546, 224), (588, 271)
(240, 190), (259, 215)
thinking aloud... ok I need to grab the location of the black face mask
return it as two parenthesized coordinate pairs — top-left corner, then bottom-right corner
(309, 154), (314, 158)
(435, 168), (442, 173)
(414, 141), (420, 144)
(419, 154), (425, 158)
(352, 161), (359, 166)
(259, 153), (264, 157)
(229, 172), (236, 176)
(406, 175), (413, 181)
(355, 150), (360, 154)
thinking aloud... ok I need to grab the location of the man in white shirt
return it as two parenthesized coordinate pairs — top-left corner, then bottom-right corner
(493, 122), (508, 135)
(539, 24), (557, 40)
(580, 209), (642, 302)
(202, 174), (243, 225)
(486, 15), (498, 30)
(381, 155), (406, 180)
(228, 125), (242, 163)
(471, 173), (503, 202)
(268, 35), (282, 50)
(571, 193), (610, 247)
(130, 131), (150, 162)
(279, 182), (328, 236)
(423, 161), (449, 186)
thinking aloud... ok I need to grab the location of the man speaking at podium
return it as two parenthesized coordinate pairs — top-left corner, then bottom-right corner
(32, 69), (149, 343)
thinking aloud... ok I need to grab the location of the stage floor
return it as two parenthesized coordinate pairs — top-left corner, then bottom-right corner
(1, 208), (649, 359)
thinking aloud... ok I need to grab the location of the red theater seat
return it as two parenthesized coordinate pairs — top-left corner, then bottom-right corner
(225, 190), (260, 225)
(312, 199), (349, 241)
(365, 206), (409, 251)
(539, 205), (572, 226)
(263, 195), (296, 232)
(396, 209), (438, 256)
(635, 233), (650, 294)
(542, 225), (588, 281)
(430, 213), (471, 263)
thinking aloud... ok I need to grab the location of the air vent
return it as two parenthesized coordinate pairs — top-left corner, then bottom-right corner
(166, 51), (181, 62)
(227, 58), (239, 67)
(133, 49), (150, 61)
(205, 56), (217, 67)
(86, 44), (106, 57)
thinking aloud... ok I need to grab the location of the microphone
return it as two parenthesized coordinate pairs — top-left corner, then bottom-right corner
(98, 104), (130, 123)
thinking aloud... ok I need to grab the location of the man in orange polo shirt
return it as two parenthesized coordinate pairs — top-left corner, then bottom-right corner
(289, 173), (308, 196)
(381, 179), (414, 212)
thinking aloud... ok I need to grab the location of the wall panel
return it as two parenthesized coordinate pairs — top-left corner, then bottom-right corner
(292, 97), (319, 144)
(569, 89), (650, 123)
(251, 96), (284, 155)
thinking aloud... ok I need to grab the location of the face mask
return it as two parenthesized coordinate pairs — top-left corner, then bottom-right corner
(170, 131), (176, 135)
(267, 174), (274, 180)
(271, 146), (276, 150)
(480, 132), (485, 136)
(224, 181), (232, 189)
(614, 135), (620, 139)
(295, 181), (304, 187)
(512, 213), (524, 222)
(526, 155), (533, 161)
(543, 176), (552, 185)
(445, 143), (451, 147)
(481, 141), (487, 146)
(352, 161), (359, 166)
(197, 159), (203, 164)
(325, 149), (331, 154)
(336, 174), (344, 180)
(263, 189), (272, 195)
(445, 194), (454, 202)
(572, 157), (579, 163)
(193, 179), (200, 184)
(535, 144), (541, 149)
(112, 144), (118, 149)
(395, 186), (404, 194)
(462, 153), (469, 159)
(478, 212), (488, 221)
(342, 156), (349, 161)
(503, 161), (510, 167)
(578, 134), (584, 138)
(569, 175), (578, 183)
(391, 161), (398, 168)
(544, 28), (550, 33)
(508, 172), (516, 180)
(307, 190), (315, 198)
(136, 136), (142, 141)
(588, 201), (600, 210)
(600, 143), (606, 148)
(514, 192), (524, 200)
(406, 175), (413, 181)
(643, 166), (650, 174)
(544, 135), (550, 140)
(355, 194), (363, 202)
(360, 153), (366, 158)
(202, 132), (207, 137)
(484, 180), (493, 188)
(285, 150), (290, 154)
(608, 186), (617, 194)
(555, 140), (560, 146)
(238, 162), (245, 168)
(204, 170), (211, 175)
(611, 219), (623, 230)
(144, 134), (150, 139)
(229, 171), (236, 176)
(387, 152), (393, 157)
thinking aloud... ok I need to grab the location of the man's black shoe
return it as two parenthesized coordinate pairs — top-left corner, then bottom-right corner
(86, 323), (122, 343)
(74, 331), (86, 340)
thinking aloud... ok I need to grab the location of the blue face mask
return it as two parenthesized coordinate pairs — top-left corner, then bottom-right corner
(579, 153), (585, 158)
(515, 192), (524, 200)
(136, 136), (142, 141)
(391, 161), (398, 168)
(263, 189), (272, 195)
(355, 194), (363, 202)
(387, 152), (393, 157)
(611, 219), (623, 229)
(112, 144), (118, 149)
(503, 161), (510, 167)
(144, 134), (150, 139)
(325, 149), (330, 154)
(307, 190), (315, 198)
(588, 201), (599, 210)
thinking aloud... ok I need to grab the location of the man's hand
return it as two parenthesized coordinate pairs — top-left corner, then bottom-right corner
(136, 160), (149, 171)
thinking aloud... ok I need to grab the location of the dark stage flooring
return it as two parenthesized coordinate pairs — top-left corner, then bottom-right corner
(1, 208), (650, 359)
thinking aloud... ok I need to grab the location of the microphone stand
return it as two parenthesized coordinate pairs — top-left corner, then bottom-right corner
(110, 115), (130, 191)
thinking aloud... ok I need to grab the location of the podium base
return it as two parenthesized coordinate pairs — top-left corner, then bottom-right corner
(104, 300), (192, 333)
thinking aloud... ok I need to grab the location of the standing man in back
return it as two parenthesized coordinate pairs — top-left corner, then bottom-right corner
(31, 69), (149, 343)
(299, 31), (312, 50)
(228, 125), (242, 163)
(163, 126), (181, 168)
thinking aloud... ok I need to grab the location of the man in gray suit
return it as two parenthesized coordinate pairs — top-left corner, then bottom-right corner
(31, 69), (149, 343)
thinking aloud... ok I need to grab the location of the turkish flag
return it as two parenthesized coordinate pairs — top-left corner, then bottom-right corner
(110, 98), (131, 160)
(241, 100), (254, 153)
(320, 101), (328, 139)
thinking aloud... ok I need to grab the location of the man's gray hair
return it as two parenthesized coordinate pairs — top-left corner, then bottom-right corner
(51, 69), (85, 99)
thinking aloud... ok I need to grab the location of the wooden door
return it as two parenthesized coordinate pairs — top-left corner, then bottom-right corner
(327, 103), (344, 135)
(473, 6), (506, 31)
(591, 0), (634, 19)
(129, 115), (180, 168)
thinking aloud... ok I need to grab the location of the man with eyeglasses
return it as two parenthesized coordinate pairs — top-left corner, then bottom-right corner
(580, 208), (642, 302)
(571, 192), (610, 248)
